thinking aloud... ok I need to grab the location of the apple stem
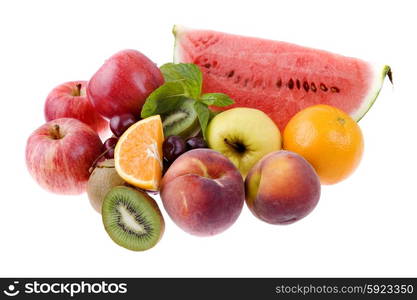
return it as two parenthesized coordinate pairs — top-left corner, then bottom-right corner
(73, 83), (82, 97)
(50, 124), (61, 140)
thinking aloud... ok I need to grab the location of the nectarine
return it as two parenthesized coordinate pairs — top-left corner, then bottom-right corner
(245, 150), (320, 224)
(161, 149), (244, 236)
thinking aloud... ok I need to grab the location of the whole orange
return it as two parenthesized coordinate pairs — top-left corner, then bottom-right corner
(283, 105), (364, 185)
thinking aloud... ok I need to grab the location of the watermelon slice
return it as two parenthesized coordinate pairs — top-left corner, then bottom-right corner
(173, 25), (391, 131)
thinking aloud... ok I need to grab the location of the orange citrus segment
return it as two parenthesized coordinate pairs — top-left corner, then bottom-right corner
(114, 115), (164, 191)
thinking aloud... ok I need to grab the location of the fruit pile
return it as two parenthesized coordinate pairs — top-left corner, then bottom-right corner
(25, 27), (390, 251)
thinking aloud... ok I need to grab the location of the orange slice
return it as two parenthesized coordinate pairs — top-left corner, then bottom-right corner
(114, 115), (164, 191)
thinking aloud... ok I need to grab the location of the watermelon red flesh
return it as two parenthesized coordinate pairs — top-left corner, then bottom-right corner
(174, 26), (390, 131)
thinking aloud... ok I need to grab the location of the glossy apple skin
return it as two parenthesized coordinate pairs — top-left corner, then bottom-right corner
(87, 50), (164, 119)
(44, 81), (108, 133)
(245, 150), (320, 224)
(25, 118), (103, 195)
(161, 149), (244, 236)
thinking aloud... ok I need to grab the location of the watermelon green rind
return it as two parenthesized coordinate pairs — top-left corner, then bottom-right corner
(173, 24), (186, 63)
(351, 64), (391, 122)
(173, 25), (391, 125)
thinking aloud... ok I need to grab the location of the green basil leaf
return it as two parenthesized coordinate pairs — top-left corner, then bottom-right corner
(200, 93), (234, 107)
(193, 101), (210, 140)
(160, 63), (202, 99)
(141, 82), (186, 118)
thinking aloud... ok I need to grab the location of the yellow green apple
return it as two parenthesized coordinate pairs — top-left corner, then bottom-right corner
(206, 108), (281, 177)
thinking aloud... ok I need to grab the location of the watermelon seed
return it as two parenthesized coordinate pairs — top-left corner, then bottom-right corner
(253, 79), (263, 88)
(311, 82), (317, 92)
(234, 76), (241, 84)
(288, 79), (294, 89)
(330, 87), (340, 93)
(320, 83), (328, 92)
(276, 79), (282, 88)
(296, 79), (301, 89)
(303, 81), (310, 92)
(243, 78), (249, 87)
(203, 63), (211, 69)
(191, 39), (199, 48)
(227, 70), (235, 78)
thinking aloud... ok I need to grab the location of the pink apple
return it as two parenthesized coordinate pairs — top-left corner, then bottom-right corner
(26, 118), (103, 195)
(87, 49), (164, 119)
(44, 81), (107, 133)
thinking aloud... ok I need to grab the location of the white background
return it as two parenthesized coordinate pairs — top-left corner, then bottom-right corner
(0, 0), (416, 277)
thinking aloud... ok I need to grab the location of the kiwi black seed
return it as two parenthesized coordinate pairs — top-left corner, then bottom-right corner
(162, 99), (200, 138)
(102, 186), (164, 251)
(87, 159), (125, 213)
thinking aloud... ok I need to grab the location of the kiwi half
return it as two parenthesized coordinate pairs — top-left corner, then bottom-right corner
(87, 159), (125, 213)
(162, 98), (200, 138)
(102, 186), (164, 251)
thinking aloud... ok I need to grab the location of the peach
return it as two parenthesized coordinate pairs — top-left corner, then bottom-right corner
(245, 150), (320, 224)
(161, 149), (244, 236)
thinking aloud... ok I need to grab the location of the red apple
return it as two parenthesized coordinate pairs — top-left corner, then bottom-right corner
(26, 118), (103, 195)
(44, 81), (107, 133)
(87, 50), (164, 119)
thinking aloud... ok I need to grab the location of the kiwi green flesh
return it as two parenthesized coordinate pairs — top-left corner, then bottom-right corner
(102, 186), (164, 251)
(162, 99), (199, 138)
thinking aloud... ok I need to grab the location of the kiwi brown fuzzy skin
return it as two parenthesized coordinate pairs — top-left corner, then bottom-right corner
(87, 159), (125, 213)
(102, 186), (165, 251)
